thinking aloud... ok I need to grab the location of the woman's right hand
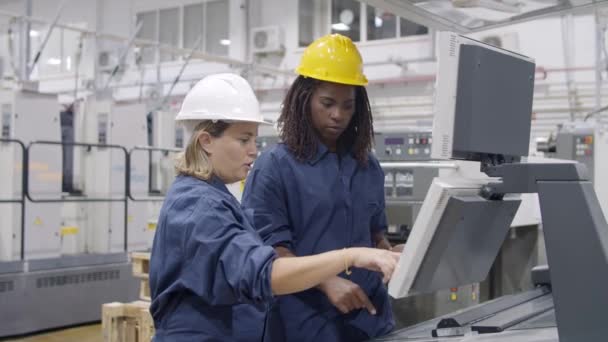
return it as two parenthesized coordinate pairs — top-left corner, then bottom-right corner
(346, 248), (400, 283)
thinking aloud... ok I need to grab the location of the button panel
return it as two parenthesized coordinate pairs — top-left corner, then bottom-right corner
(374, 132), (433, 161)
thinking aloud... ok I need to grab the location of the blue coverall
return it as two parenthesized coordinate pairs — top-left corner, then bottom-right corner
(149, 175), (277, 341)
(242, 143), (394, 342)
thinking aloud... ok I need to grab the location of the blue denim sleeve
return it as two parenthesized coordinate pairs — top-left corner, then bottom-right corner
(180, 197), (276, 306)
(370, 157), (388, 234)
(242, 152), (294, 249)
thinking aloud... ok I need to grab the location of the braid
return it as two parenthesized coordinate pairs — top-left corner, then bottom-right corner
(278, 76), (374, 166)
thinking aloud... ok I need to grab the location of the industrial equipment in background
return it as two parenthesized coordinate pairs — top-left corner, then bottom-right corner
(377, 31), (608, 342)
(373, 129), (435, 244)
(536, 120), (608, 217)
(0, 87), (182, 337)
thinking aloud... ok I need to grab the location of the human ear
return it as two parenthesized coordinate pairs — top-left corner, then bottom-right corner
(198, 131), (214, 155)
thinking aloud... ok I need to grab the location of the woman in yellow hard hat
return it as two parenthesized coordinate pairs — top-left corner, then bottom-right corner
(242, 34), (401, 341)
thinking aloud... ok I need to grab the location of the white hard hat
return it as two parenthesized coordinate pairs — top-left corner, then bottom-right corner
(175, 73), (269, 125)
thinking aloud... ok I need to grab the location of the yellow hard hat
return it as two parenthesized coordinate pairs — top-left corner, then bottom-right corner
(295, 34), (368, 86)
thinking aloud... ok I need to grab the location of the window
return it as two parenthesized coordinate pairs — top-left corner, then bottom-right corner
(367, 5), (396, 41)
(299, 0), (329, 47)
(136, 11), (157, 64)
(298, 1), (428, 46)
(400, 17), (429, 37)
(205, 0), (229, 56)
(159, 8), (179, 62)
(331, 0), (360, 42)
(135, 1), (229, 64)
(183, 3), (203, 50)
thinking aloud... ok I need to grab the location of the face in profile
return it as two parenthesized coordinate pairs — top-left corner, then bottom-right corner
(199, 122), (259, 184)
(309, 81), (356, 150)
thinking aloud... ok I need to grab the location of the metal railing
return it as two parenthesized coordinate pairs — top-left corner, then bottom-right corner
(127, 145), (180, 202)
(26, 140), (131, 252)
(0, 138), (27, 259)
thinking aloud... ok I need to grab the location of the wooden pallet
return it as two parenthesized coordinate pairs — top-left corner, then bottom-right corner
(131, 252), (150, 279)
(131, 252), (151, 302)
(139, 278), (151, 301)
(102, 301), (154, 342)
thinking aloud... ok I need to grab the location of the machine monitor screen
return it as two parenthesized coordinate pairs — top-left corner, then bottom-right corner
(388, 177), (521, 298)
(431, 32), (536, 163)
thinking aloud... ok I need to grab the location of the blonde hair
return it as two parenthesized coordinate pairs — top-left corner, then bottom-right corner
(174, 120), (230, 180)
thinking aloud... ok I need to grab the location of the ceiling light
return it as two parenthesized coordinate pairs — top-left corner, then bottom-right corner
(331, 23), (350, 31)
(46, 58), (61, 65)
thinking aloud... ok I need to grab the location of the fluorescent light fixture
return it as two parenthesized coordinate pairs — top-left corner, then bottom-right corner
(46, 58), (61, 65)
(220, 39), (231, 46)
(29, 30), (40, 37)
(66, 56), (71, 70)
(331, 23), (350, 31)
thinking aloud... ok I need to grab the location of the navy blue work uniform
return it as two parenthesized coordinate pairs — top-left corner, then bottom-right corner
(242, 143), (394, 342)
(149, 175), (277, 341)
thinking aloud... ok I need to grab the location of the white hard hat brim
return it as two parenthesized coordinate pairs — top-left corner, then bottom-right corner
(175, 112), (272, 125)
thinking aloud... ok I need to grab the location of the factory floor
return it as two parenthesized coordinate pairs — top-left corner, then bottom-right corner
(1, 324), (102, 342)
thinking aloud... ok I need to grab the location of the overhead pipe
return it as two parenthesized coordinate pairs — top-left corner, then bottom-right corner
(27, 0), (68, 79)
(156, 35), (204, 110)
(102, 21), (143, 91)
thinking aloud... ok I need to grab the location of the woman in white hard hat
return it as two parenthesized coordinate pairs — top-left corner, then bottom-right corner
(148, 73), (400, 342)
(242, 34), (401, 341)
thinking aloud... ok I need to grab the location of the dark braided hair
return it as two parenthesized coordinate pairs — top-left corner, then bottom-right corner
(277, 76), (374, 166)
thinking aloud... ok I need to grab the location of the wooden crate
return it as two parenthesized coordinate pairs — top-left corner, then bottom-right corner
(131, 252), (150, 279)
(139, 278), (151, 301)
(102, 301), (154, 342)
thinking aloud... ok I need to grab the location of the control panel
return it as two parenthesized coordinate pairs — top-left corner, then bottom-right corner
(374, 131), (437, 243)
(373, 131), (433, 162)
(553, 130), (595, 181)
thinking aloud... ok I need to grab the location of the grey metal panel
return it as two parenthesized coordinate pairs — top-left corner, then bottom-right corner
(510, 309), (556, 331)
(413, 168), (437, 199)
(482, 160), (589, 194)
(555, 132), (595, 182)
(374, 327), (559, 341)
(537, 180), (608, 342)
(435, 287), (550, 329)
(0, 260), (24, 274)
(27, 252), (129, 271)
(471, 295), (553, 333)
(452, 45), (535, 161)
(386, 201), (414, 228)
(373, 288), (551, 341)
(531, 265), (551, 286)
(411, 196), (521, 293)
(0, 262), (139, 337)
(490, 225), (541, 297)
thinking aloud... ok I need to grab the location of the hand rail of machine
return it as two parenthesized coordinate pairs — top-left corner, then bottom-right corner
(0, 138), (27, 260)
(127, 145), (181, 202)
(25, 140), (130, 252)
(379, 161), (459, 169)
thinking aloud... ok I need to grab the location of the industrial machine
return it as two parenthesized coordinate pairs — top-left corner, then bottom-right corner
(374, 32), (607, 342)
(0, 89), (180, 336)
(537, 121), (608, 216)
(374, 130), (436, 243)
